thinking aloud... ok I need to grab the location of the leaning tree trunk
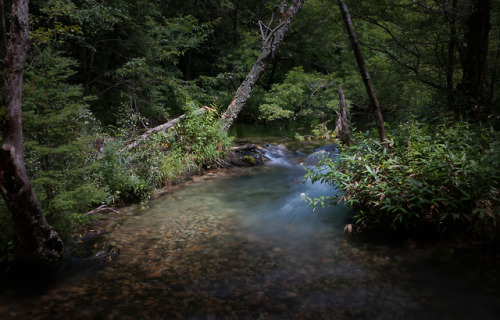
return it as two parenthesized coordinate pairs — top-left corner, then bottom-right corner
(335, 85), (353, 146)
(337, 0), (388, 148)
(221, 0), (304, 132)
(0, 0), (63, 265)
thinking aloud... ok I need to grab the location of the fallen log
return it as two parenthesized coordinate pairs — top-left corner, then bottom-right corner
(125, 106), (212, 150)
(231, 144), (261, 151)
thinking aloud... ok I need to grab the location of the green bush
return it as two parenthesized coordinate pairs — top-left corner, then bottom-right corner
(173, 107), (233, 165)
(99, 106), (232, 203)
(258, 67), (337, 123)
(306, 119), (500, 239)
(21, 47), (106, 237)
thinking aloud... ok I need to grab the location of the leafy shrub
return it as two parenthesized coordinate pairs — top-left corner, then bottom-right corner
(306, 119), (500, 239)
(99, 106), (232, 203)
(258, 67), (337, 122)
(173, 107), (233, 165)
(99, 140), (154, 202)
(22, 47), (106, 237)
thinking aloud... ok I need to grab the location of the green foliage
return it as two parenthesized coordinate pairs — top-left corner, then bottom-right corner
(99, 106), (232, 203)
(2, 0), (499, 261)
(311, 121), (336, 140)
(173, 106), (233, 165)
(99, 140), (155, 202)
(22, 47), (106, 234)
(306, 120), (500, 238)
(30, 0), (84, 45)
(112, 14), (216, 121)
(259, 67), (337, 122)
(217, 31), (262, 79)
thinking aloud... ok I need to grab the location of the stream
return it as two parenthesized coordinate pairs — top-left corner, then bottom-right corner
(1, 137), (499, 319)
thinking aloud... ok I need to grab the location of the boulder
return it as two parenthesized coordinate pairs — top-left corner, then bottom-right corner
(228, 144), (268, 167)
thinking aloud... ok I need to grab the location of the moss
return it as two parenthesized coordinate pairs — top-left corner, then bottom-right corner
(243, 155), (257, 165)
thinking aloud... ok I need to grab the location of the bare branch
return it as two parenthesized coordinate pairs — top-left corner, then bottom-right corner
(409, 0), (442, 14)
(84, 205), (122, 216)
(357, 38), (443, 90)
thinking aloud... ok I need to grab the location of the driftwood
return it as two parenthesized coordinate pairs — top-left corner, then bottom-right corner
(125, 106), (213, 150)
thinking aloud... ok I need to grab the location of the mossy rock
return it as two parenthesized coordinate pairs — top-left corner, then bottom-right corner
(228, 144), (267, 167)
(242, 155), (257, 165)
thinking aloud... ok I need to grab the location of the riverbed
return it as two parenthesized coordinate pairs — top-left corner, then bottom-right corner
(0, 139), (499, 319)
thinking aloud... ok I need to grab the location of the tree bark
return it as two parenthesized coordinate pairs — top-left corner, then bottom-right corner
(0, 0), (63, 265)
(0, 0), (8, 57)
(337, 0), (388, 148)
(221, 0), (304, 132)
(459, 0), (491, 122)
(335, 85), (353, 146)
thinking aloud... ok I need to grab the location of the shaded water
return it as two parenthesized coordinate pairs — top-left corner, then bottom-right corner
(1, 141), (500, 319)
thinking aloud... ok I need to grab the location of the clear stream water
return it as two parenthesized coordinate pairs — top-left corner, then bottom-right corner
(0, 135), (499, 319)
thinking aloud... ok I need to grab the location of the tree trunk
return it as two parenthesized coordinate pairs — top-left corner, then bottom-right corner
(0, 0), (63, 265)
(459, 0), (491, 122)
(0, 0), (8, 57)
(337, 0), (388, 148)
(335, 85), (353, 146)
(446, 0), (458, 114)
(221, 0), (304, 132)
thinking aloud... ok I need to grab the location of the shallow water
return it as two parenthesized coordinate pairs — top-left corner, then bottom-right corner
(1, 142), (499, 319)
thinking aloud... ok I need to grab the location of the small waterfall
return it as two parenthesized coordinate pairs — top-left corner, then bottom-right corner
(261, 144), (296, 167)
(256, 143), (347, 223)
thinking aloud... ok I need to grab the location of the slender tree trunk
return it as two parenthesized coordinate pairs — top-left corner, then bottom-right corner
(459, 0), (491, 122)
(337, 0), (388, 148)
(446, 0), (458, 115)
(221, 0), (304, 132)
(335, 85), (353, 146)
(0, 0), (8, 56)
(0, 0), (63, 265)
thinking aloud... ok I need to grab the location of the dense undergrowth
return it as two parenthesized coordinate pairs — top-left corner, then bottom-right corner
(0, 108), (232, 263)
(306, 119), (500, 241)
(101, 107), (232, 202)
